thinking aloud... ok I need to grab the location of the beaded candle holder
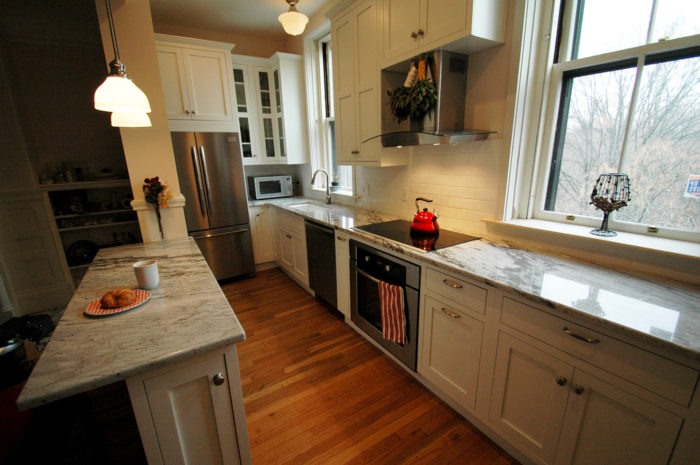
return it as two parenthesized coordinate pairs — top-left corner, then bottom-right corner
(589, 173), (630, 237)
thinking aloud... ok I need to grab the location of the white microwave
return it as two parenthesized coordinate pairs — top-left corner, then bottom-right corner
(247, 175), (293, 200)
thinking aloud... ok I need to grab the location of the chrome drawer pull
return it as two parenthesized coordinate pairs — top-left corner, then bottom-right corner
(442, 278), (463, 289)
(213, 373), (225, 386)
(563, 327), (600, 344)
(440, 307), (461, 319)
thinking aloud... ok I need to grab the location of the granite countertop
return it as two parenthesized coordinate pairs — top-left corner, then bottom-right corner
(17, 238), (245, 410)
(261, 197), (700, 363)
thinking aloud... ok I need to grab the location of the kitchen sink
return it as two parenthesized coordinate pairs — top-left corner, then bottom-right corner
(287, 203), (355, 228)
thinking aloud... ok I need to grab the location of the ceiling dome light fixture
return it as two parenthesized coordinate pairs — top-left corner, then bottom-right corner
(278, 0), (309, 36)
(94, 0), (151, 119)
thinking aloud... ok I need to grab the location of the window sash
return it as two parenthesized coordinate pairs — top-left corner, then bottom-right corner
(531, 6), (700, 241)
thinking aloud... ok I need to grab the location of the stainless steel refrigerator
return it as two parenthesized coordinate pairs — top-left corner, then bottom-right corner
(171, 131), (255, 280)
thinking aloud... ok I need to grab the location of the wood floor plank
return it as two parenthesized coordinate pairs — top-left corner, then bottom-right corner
(223, 268), (519, 465)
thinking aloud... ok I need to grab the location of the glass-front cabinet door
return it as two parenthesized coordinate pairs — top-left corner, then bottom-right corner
(231, 64), (259, 164)
(255, 67), (280, 163)
(273, 69), (286, 159)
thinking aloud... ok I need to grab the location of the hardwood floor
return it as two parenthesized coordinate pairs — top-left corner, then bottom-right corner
(222, 268), (520, 465)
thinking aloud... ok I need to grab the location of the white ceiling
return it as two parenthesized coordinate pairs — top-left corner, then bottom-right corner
(149, 0), (334, 39)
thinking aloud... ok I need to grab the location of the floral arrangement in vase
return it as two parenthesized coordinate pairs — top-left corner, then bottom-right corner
(143, 177), (173, 239)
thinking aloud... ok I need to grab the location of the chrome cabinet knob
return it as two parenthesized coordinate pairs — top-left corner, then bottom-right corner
(384, 265), (391, 272)
(411, 31), (418, 39)
(417, 29), (424, 36)
(185, 110), (190, 114)
(572, 384), (585, 395)
(213, 373), (225, 386)
(556, 376), (568, 386)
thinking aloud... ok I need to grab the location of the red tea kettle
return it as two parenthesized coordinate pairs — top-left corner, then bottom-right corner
(410, 197), (439, 234)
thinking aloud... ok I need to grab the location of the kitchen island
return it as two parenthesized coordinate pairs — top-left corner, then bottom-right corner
(16, 238), (252, 465)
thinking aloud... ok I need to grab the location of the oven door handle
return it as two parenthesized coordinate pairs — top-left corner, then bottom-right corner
(356, 267), (381, 285)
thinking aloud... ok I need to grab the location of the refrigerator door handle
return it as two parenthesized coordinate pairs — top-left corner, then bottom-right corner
(199, 146), (214, 213)
(191, 147), (207, 217)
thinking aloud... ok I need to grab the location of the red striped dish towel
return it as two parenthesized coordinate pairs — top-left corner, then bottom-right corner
(378, 280), (407, 344)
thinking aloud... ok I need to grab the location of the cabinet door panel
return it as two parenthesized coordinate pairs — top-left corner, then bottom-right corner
(335, 233), (351, 317)
(421, 0), (468, 50)
(156, 45), (191, 120)
(291, 232), (308, 285)
(333, 16), (355, 101)
(555, 370), (682, 465)
(383, 0), (420, 64)
(420, 295), (483, 410)
(356, 1), (378, 93)
(184, 49), (233, 121)
(489, 332), (573, 464)
(144, 355), (241, 465)
(336, 94), (357, 163)
(357, 88), (379, 162)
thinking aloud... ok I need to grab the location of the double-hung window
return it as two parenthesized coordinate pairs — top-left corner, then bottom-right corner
(532, 0), (700, 241)
(313, 34), (353, 193)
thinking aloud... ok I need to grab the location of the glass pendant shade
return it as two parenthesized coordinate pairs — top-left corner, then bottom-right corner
(111, 111), (152, 127)
(94, 0), (151, 117)
(95, 75), (151, 113)
(279, 8), (308, 36)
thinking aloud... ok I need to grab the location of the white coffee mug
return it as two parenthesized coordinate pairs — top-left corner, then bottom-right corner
(133, 259), (159, 289)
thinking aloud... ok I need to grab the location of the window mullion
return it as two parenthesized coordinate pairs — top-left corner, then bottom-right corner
(647, 0), (658, 44)
(616, 56), (646, 173)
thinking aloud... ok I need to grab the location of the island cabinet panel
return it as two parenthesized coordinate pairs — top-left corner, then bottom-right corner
(127, 346), (252, 465)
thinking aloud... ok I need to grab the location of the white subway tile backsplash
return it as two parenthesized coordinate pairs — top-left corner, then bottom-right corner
(354, 139), (504, 237)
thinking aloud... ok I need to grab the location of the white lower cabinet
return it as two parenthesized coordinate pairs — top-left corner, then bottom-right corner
(419, 294), (483, 410)
(489, 330), (683, 465)
(334, 231), (351, 318)
(127, 346), (252, 465)
(271, 207), (308, 287)
(555, 369), (682, 465)
(489, 332), (576, 464)
(249, 205), (274, 265)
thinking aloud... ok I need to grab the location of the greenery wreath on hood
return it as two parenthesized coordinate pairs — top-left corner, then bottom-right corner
(387, 54), (438, 123)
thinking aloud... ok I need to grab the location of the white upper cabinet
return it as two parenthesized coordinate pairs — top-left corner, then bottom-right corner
(155, 34), (237, 131)
(382, 0), (506, 67)
(331, 0), (406, 167)
(231, 54), (309, 165)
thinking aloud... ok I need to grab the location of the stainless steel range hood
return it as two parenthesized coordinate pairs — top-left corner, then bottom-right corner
(373, 50), (494, 147)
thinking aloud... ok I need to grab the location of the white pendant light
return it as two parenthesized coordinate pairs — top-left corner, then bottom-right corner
(111, 111), (152, 127)
(94, 0), (151, 114)
(278, 0), (309, 36)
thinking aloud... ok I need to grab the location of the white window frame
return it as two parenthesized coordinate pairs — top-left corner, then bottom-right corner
(303, 22), (354, 196)
(513, 0), (700, 244)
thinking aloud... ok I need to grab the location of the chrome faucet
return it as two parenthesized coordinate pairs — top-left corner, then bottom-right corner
(311, 169), (331, 204)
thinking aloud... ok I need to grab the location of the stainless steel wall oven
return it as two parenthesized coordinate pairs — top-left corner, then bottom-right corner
(349, 240), (420, 371)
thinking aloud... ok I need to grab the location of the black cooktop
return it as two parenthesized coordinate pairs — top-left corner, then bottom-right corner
(355, 219), (479, 251)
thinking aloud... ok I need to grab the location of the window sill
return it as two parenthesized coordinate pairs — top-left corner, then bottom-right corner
(482, 218), (699, 285)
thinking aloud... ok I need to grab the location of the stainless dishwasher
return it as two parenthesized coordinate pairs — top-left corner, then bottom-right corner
(304, 219), (337, 308)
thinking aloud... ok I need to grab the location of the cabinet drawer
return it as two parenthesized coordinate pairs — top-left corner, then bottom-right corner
(501, 296), (698, 406)
(425, 268), (486, 316)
